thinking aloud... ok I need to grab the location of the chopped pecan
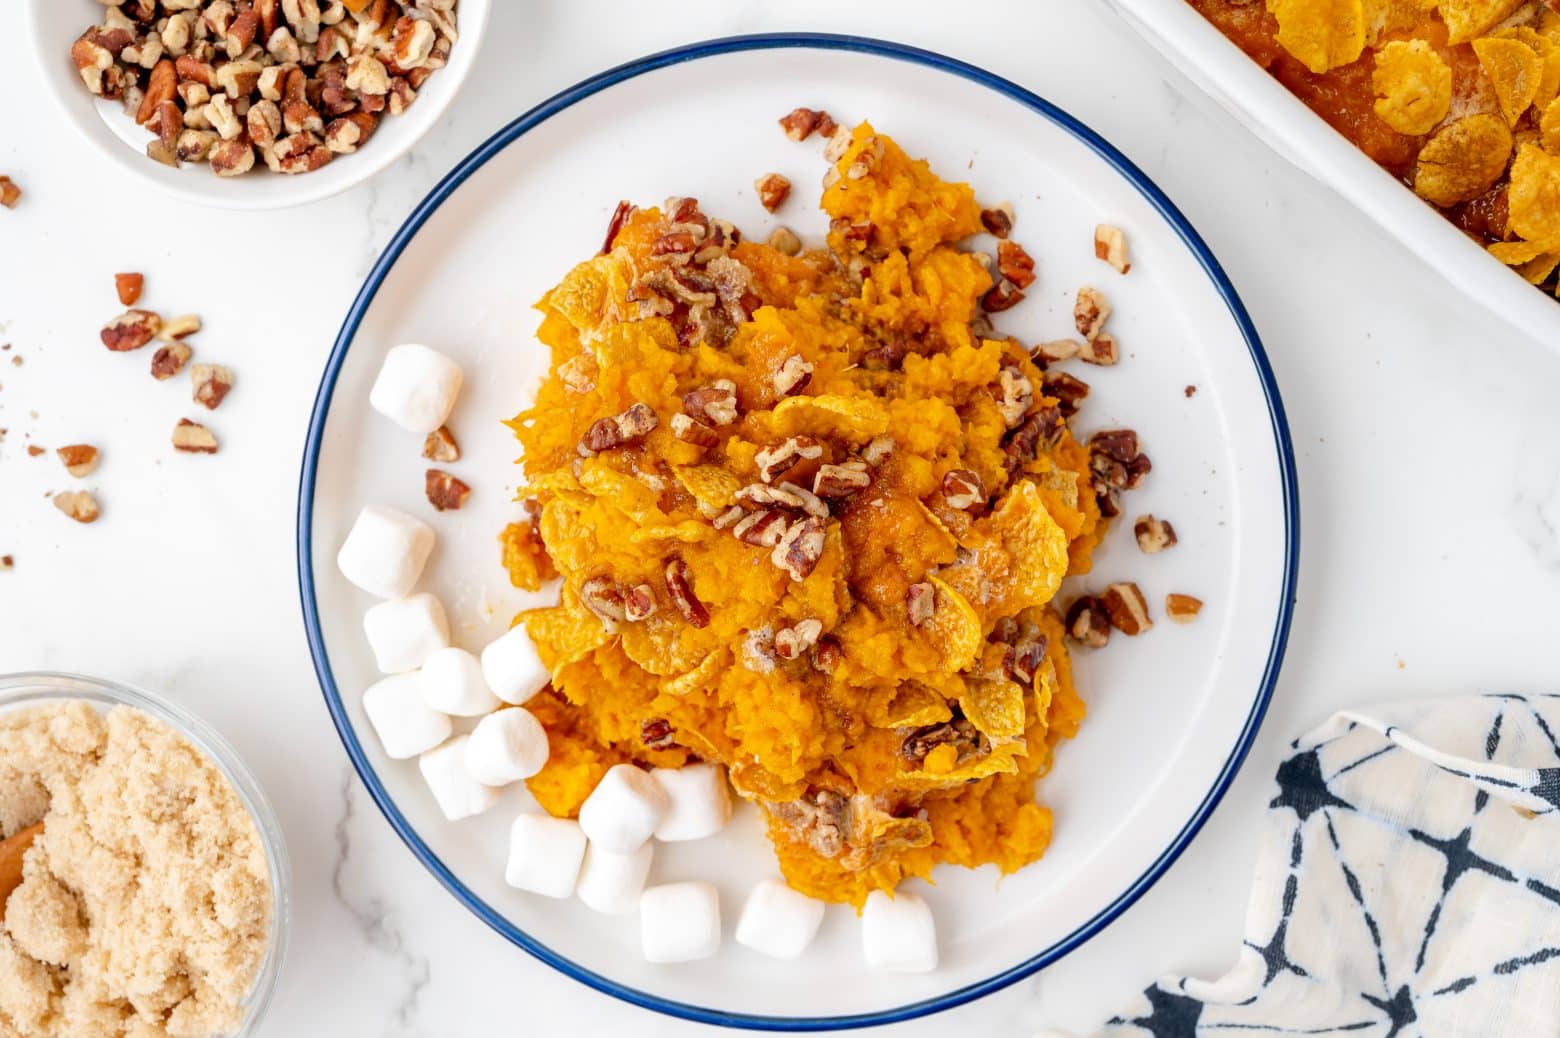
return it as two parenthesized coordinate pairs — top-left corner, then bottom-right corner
(151, 343), (192, 380)
(996, 241), (1036, 289)
(1185, 385), (1198, 398)
(811, 635), (843, 674)
(0, 177), (19, 209)
(670, 412), (719, 448)
(1079, 332), (1119, 366)
(772, 516), (826, 581)
(1134, 515), (1177, 554)
(581, 402), (658, 453)
(622, 583), (656, 622)
(425, 469), (470, 511)
(641, 717), (676, 750)
(779, 106), (824, 141)
(57, 444), (100, 479)
(423, 425), (459, 463)
(980, 202), (1014, 238)
(772, 354), (813, 398)
(738, 480), (828, 519)
(664, 557), (710, 629)
(901, 714), (989, 767)
(601, 200), (635, 254)
(1074, 286), (1111, 340)
(114, 272), (145, 306)
(682, 380), (739, 426)
(1003, 405), (1063, 476)
(861, 436), (896, 467)
(1094, 224), (1131, 274)
(712, 505), (747, 531)
(1035, 339), (1082, 364)
(733, 508), (789, 548)
(1042, 370), (1090, 418)
(159, 314), (202, 340)
(1065, 595), (1110, 649)
(982, 278), (1024, 312)
(581, 575), (627, 625)
(101, 310), (162, 351)
(997, 365), (1033, 428)
(906, 582), (936, 626)
(815, 111), (839, 138)
(1166, 593), (1203, 624)
(942, 469), (984, 511)
(770, 788), (848, 858)
(768, 226), (802, 256)
(812, 462), (870, 498)
(755, 436), (822, 483)
(1089, 429), (1151, 490)
(209, 138), (256, 176)
(171, 419), (218, 454)
(1102, 582), (1152, 635)
(1008, 625), (1049, 685)
(755, 173), (791, 212)
(773, 618), (823, 660)
(190, 364), (234, 409)
(54, 490), (100, 524)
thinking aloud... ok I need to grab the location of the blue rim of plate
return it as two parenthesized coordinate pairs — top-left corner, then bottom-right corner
(297, 32), (1300, 1032)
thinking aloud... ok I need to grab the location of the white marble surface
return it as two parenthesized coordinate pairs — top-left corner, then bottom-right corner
(2, 1), (1559, 1035)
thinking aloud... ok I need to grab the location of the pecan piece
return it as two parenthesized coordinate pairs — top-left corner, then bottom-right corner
(738, 481), (829, 519)
(861, 436), (896, 467)
(425, 469), (470, 511)
(581, 402), (658, 453)
(1042, 370), (1090, 418)
(997, 365), (1033, 428)
(980, 202), (1014, 238)
(1008, 625), (1049, 685)
(772, 516), (826, 581)
(622, 583), (656, 622)
(733, 508), (789, 548)
(172, 418), (218, 454)
(982, 278), (1024, 313)
(190, 364), (234, 410)
(1079, 332), (1119, 367)
(768, 226), (802, 256)
(114, 272), (145, 306)
(423, 425), (460, 463)
(1134, 515), (1177, 554)
(1003, 405), (1062, 476)
(1166, 593), (1203, 624)
(902, 714), (989, 767)
(1035, 338), (1082, 364)
(0, 177), (19, 209)
(151, 343), (192, 380)
(159, 314), (201, 341)
(906, 582), (936, 626)
(669, 412), (719, 448)
(580, 575), (627, 626)
(755, 173), (791, 212)
(683, 380), (739, 426)
(773, 618), (823, 660)
(209, 138), (256, 177)
(942, 469), (984, 511)
(1065, 595), (1111, 649)
(57, 444), (100, 479)
(778, 106), (824, 141)
(811, 635), (843, 675)
(1074, 286), (1111, 340)
(664, 557), (710, 629)
(996, 241), (1036, 289)
(1102, 582), (1153, 635)
(1095, 224), (1131, 274)
(754, 436), (822, 483)
(101, 310), (162, 351)
(54, 490), (100, 524)
(712, 505), (747, 531)
(772, 354), (813, 398)
(641, 718), (676, 750)
(812, 462), (870, 498)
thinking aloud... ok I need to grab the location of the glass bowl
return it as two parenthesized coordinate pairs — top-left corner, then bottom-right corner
(0, 671), (291, 1037)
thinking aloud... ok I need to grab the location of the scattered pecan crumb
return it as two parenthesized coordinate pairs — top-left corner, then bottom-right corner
(26, 445), (45, 458)
(1185, 385), (1197, 398)
(980, 202), (1014, 238)
(811, 635), (843, 674)
(640, 717), (676, 750)
(159, 314), (202, 340)
(1094, 224), (1131, 274)
(54, 490), (100, 524)
(151, 342), (192, 380)
(772, 516), (826, 581)
(683, 380), (740, 426)
(812, 462), (870, 498)
(171, 418), (218, 454)
(1042, 370), (1090, 417)
(1065, 596), (1110, 649)
(664, 557), (710, 629)
(942, 469), (984, 511)
(581, 402), (658, 453)
(772, 354), (813, 398)
(1134, 515), (1177, 554)
(423, 425), (460, 463)
(1074, 286), (1111, 341)
(425, 469), (471, 511)
(774, 618), (823, 660)
(768, 227), (802, 256)
(114, 272), (145, 306)
(57, 444), (100, 479)
(815, 111), (839, 138)
(622, 583), (656, 622)
(755, 173), (791, 212)
(670, 412), (719, 448)
(755, 436), (823, 483)
(0, 176), (19, 209)
(1089, 429), (1151, 491)
(1101, 582), (1153, 635)
(1035, 339), (1081, 364)
(0, 555), (12, 569)
(906, 582), (936, 626)
(982, 278), (1025, 313)
(996, 241), (1036, 289)
(190, 364), (234, 410)
(1166, 593), (1203, 623)
(1079, 332), (1119, 366)
(779, 107), (824, 141)
(601, 200), (635, 254)
(101, 310), (162, 351)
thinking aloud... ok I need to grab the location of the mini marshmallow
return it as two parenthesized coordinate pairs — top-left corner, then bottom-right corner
(578, 764), (669, 854)
(735, 879), (826, 960)
(861, 889), (938, 973)
(464, 707), (549, 786)
(576, 841), (653, 915)
(652, 763), (732, 842)
(421, 647), (502, 717)
(418, 735), (500, 822)
(337, 505), (435, 600)
(505, 814), (587, 898)
(479, 624), (551, 706)
(640, 882), (721, 963)
(363, 593), (449, 673)
(369, 343), (464, 435)
(362, 674), (451, 759)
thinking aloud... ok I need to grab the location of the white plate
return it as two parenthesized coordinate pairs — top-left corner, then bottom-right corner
(25, 0), (491, 211)
(298, 35), (1298, 1029)
(1106, 0), (1560, 351)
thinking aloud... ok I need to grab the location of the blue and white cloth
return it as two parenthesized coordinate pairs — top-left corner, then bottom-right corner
(1074, 694), (1560, 1038)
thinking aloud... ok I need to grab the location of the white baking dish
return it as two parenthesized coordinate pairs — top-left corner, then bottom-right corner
(1107, 0), (1560, 348)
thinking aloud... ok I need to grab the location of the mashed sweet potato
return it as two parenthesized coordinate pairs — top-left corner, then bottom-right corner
(500, 123), (1101, 906)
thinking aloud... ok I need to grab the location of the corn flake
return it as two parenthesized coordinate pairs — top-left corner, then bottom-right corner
(960, 676), (1027, 740)
(1507, 142), (1560, 245)
(1268, 0), (1367, 74)
(982, 480), (1070, 616)
(1372, 40), (1453, 135)
(771, 393), (891, 442)
(1472, 37), (1544, 125)
(517, 595), (609, 672)
(918, 577), (985, 673)
(870, 682), (954, 729)
(1413, 113), (1514, 205)
(673, 464), (743, 511)
(1519, 252), (1560, 283)
(1438, 0), (1525, 44)
(1543, 96), (1560, 153)
(1489, 239), (1555, 264)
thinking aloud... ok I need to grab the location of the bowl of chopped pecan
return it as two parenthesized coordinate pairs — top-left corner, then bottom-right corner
(27, 0), (490, 210)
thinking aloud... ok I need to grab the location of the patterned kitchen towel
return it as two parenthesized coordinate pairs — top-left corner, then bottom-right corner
(1055, 693), (1560, 1038)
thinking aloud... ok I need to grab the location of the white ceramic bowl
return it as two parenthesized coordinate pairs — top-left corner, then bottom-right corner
(1107, 0), (1560, 350)
(24, 0), (490, 211)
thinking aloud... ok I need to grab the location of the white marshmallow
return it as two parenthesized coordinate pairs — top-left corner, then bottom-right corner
(652, 763), (732, 842)
(576, 841), (653, 915)
(734, 879), (826, 960)
(640, 882), (721, 963)
(578, 764), (669, 854)
(362, 674), (451, 759)
(479, 624), (551, 706)
(505, 814), (587, 898)
(369, 343), (464, 435)
(464, 707), (549, 786)
(421, 647), (502, 717)
(418, 736), (500, 821)
(363, 593), (449, 673)
(337, 506), (435, 600)
(861, 890), (938, 973)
